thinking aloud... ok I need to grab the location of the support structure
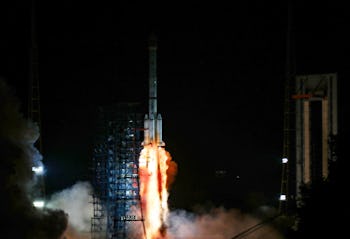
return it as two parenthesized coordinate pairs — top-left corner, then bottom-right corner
(278, 1), (294, 214)
(279, 73), (338, 213)
(29, 0), (45, 205)
(91, 103), (145, 239)
(294, 73), (338, 203)
(278, 2), (338, 216)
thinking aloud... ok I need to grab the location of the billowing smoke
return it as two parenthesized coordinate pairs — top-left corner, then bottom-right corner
(47, 181), (93, 239)
(129, 205), (284, 239)
(0, 78), (68, 238)
(166, 207), (284, 239)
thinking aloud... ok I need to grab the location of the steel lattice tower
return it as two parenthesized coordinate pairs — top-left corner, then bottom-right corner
(91, 103), (145, 239)
(278, 1), (295, 214)
(29, 0), (46, 202)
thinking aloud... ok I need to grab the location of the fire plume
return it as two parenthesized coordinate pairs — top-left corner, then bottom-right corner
(139, 145), (176, 239)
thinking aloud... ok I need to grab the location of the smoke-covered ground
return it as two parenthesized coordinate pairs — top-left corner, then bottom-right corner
(48, 186), (285, 239)
(166, 207), (284, 239)
(127, 206), (284, 239)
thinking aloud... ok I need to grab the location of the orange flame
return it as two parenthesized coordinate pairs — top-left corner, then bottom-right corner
(139, 145), (177, 239)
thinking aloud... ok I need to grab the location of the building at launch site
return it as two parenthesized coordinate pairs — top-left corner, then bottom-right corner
(294, 73), (338, 203)
(277, 3), (339, 215)
(279, 73), (338, 212)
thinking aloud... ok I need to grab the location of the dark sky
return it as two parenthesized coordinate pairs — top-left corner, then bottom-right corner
(1, 1), (348, 210)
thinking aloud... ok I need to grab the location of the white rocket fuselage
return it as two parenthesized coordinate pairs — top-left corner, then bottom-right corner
(143, 35), (165, 147)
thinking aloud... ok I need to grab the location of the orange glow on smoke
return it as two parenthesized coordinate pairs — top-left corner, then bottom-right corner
(139, 145), (177, 239)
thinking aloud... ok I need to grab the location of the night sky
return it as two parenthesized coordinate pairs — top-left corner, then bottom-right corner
(1, 1), (349, 211)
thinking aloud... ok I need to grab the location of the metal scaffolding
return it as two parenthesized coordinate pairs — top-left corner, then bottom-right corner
(91, 103), (145, 239)
(278, 1), (294, 215)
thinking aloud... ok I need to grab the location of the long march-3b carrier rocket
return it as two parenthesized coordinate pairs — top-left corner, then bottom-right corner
(143, 34), (165, 147)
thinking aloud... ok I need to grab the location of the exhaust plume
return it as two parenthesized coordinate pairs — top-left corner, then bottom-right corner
(167, 207), (284, 239)
(47, 181), (93, 239)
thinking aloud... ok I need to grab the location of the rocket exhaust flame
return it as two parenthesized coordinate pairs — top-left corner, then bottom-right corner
(139, 145), (173, 239)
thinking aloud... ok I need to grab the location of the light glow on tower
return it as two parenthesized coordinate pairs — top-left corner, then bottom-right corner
(32, 165), (44, 174)
(33, 200), (45, 208)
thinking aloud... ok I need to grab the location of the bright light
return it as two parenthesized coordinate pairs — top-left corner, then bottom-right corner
(33, 200), (45, 208)
(139, 145), (172, 239)
(282, 158), (288, 164)
(279, 194), (287, 201)
(32, 166), (44, 174)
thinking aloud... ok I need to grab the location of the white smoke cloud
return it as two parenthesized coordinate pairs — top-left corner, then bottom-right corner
(127, 205), (284, 239)
(166, 207), (284, 239)
(47, 181), (93, 239)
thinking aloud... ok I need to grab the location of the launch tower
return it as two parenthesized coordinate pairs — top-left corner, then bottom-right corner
(91, 103), (144, 239)
(279, 73), (338, 213)
(294, 73), (338, 202)
(29, 0), (46, 208)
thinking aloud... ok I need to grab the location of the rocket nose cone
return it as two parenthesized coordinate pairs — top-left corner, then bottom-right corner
(157, 114), (162, 120)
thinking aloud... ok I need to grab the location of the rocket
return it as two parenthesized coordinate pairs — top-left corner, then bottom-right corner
(143, 34), (165, 147)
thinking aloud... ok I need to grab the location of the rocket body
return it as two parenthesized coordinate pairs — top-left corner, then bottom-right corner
(143, 34), (165, 147)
